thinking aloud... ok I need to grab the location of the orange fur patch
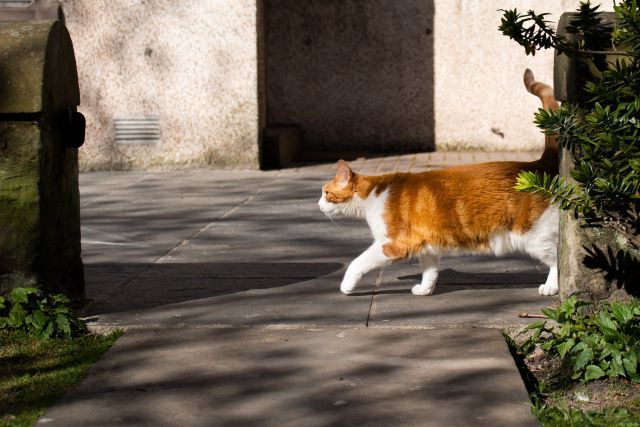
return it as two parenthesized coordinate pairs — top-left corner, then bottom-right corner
(322, 160), (554, 260)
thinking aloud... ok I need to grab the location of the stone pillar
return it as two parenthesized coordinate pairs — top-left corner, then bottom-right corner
(0, 20), (85, 300)
(554, 12), (639, 300)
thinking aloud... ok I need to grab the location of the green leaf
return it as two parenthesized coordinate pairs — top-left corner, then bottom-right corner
(40, 321), (54, 339)
(541, 307), (559, 322)
(53, 306), (70, 315)
(558, 323), (574, 338)
(29, 310), (46, 331)
(8, 304), (26, 327)
(55, 314), (71, 337)
(557, 338), (575, 358)
(574, 347), (594, 371)
(9, 287), (38, 304)
(595, 312), (618, 331)
(572, 341), (588, 352)
(610, 303), (633, 323)
(525, 320), (546, 330)
(623, 351), (638, 375)
(610, 350), (626, 377)
(51, 293), (70, 306)
(585, 365), (606, 381)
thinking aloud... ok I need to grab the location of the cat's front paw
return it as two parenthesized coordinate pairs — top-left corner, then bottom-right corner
(538, 283), (558, 296)
(340, 281), (357, 295)
(411, 284), (435, 296)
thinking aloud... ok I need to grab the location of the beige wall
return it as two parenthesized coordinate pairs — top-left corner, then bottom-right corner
(60, 0), (601, 170)
(266, 0), (586, 154)
(62, 0), (260, 170)
(433, 0), (585, 151)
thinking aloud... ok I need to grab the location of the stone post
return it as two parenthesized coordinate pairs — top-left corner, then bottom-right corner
(554, 12), (639, 300)
(0, 20), (85, 300)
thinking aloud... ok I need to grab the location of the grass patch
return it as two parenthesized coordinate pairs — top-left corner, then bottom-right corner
(0, 329), (122, 427)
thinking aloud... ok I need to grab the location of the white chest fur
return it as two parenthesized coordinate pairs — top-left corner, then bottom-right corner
(360, 189), (389, 243)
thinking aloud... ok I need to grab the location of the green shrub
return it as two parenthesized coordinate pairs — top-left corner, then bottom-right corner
(500, 1), (640, 248)
(0, 287), (86, 339)
(521, 295), (640, 383)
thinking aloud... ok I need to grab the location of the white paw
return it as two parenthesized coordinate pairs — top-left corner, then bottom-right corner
(411, 284), (435, 296)
(538, 283), (558, 296)
(340, 282), (356, 295)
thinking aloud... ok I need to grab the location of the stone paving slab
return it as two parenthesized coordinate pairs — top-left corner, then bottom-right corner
(79, 170), (273, 264)
(40, 328), (537, 427)
(87, 269), (374, 328)
(367, 255), (551, 328)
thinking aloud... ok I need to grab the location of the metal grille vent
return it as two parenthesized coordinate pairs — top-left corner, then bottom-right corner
(114, 117), (161, 144)
(0, 0), (33, 7)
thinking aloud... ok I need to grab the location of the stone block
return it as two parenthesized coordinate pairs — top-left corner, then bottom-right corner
(554, 12), (622, 102)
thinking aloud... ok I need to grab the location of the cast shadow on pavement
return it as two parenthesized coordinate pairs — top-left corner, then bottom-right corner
(83, 262), (343, 315)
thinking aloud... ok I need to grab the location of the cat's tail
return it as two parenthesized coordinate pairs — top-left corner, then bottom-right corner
(523, 69), (559, 169)
(523, 69), (558, 111)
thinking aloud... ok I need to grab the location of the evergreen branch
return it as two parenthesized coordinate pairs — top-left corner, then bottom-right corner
(499, 8), (571, 56)
(504, 0), (640, 242)
(515, 171), (590, 212)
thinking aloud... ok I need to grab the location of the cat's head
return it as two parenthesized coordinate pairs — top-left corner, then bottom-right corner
(318, 160), (362, 217)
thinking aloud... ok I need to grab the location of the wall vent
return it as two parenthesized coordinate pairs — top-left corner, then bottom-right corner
(114, 117), (161, 144)
(0, 1), (33, 7)
(0, 0), (58, 21)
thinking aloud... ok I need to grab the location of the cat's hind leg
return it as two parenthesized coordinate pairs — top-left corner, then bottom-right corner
(523, 206), (559, 296)
(340, 241), (392, 294)
(412, 252), (440, 296)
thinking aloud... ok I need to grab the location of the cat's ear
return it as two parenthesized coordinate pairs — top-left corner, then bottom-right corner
(335, 159), (353, 184)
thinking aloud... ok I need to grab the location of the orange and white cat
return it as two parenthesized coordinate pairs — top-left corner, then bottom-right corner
(318, 70), (560, 296)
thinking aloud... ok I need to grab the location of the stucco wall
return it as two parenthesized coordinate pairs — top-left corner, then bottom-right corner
(433, 0), (585, 151)
(59, 0), (602, 170)
(61, 0), (260, 170)
(267, 0), (588, 154)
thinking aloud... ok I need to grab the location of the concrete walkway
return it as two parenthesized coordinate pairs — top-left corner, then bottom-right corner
(40, 151), (554, 426)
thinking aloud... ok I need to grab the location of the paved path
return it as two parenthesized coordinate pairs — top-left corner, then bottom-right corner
(40, 151), (553, 426)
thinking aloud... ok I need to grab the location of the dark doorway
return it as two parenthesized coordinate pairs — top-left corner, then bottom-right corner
(262, 0), (435, 165)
